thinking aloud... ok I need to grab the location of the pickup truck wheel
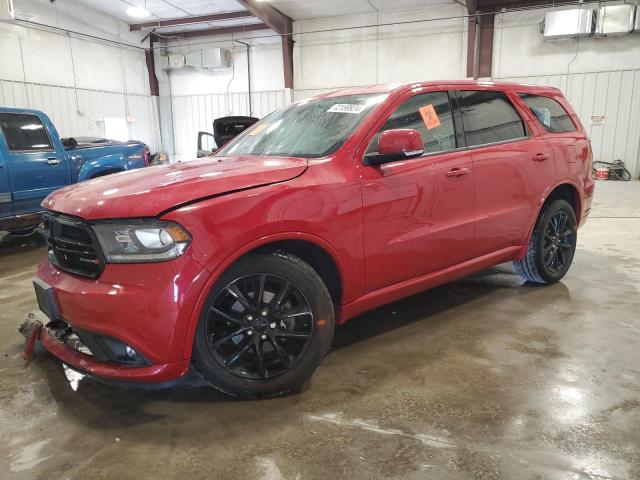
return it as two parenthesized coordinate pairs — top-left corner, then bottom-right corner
(514, 199), (577, 284)
(192, 253), (335, 398)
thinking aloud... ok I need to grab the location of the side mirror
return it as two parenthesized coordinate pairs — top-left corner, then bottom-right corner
(197, 131), (217, 158)
(364, 129), (424, 166)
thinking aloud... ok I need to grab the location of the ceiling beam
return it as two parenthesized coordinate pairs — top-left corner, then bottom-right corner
(235, 0), (292, 35)
(466, 12), (494, 78)
(478, 0), (583, 10)
(235, 0), (295, 88)
(130, 11), (254, 31)
(167, 23), (269, 39)
(465, 0), (477, 14)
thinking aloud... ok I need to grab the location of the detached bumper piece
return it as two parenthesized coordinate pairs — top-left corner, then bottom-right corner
(20, 310), (190, 382)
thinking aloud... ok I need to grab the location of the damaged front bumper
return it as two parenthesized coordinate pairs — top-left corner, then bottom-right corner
(19, 309), (191, 383)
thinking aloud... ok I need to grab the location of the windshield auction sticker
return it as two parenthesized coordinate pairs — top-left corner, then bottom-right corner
(327, 104), (367, 114)
(248, 123), (269, 136)
(419, 104), (441, 130)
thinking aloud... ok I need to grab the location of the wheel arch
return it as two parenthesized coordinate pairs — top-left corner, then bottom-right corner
(182, 232), (346, 359)
(543, 182), (582, 224)
(89, 168), (124, 179)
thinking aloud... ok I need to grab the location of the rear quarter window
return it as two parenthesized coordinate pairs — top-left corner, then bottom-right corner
(519, 94), (576, 133)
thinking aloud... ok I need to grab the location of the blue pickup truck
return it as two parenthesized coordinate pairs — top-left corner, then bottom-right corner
(0, 107), (149, 232)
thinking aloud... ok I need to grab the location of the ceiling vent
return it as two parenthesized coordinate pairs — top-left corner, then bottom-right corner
(167, 49), (232, 71)
(543, 8), (595, 40)
(596, 4), (636, 36)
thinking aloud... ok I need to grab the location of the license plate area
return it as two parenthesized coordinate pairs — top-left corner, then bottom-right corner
(33, 278), (60, 321)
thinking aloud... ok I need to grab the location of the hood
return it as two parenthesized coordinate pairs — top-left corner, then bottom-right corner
(43, 156), (308, 220)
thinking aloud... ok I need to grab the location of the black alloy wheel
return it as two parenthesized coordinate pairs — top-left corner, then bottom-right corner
(205, 273), (314, 379)
(542, 210), (575, 274)
(192, 253), (335, 398)
(514, 199), (577, 284)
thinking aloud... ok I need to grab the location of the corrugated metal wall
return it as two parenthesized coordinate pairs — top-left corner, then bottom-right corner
(0, 79), (161, 152)
(292, 88), (351, 102)
(171, 90), (290, 160)
(498, 69), (640, 178)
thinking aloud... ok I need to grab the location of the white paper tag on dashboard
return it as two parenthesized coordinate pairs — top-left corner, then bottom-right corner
(327, 104), (367, 114)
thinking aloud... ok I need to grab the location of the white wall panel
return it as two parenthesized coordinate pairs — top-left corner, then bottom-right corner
(293, 4), (467, 90)
(0, 0), (161, 153)
(293, 87), (350, 102)
(498, 70), (640, 178)
(171, 90), (290, 161)
(493, 9), (640, 78)
(0, 80), (28, 108)
(167, 42), (285, 97)
(0, 79), (161, 152)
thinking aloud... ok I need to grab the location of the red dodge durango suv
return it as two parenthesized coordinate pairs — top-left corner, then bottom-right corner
(30, 80), (594, 397)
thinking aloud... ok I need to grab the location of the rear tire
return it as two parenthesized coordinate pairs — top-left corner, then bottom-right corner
(192, 253), (334, 398)
(514, 199), (577, 284)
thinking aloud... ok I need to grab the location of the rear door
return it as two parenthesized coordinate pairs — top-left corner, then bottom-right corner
(359, 89), (475, 291)
(0, 112), (71, 215)
(454, 89), (556, 256)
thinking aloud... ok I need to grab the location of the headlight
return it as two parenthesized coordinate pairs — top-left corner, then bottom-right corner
(92, 221), (191, 263)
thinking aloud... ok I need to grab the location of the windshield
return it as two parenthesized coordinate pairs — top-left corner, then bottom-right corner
(217, 93), (387, 158)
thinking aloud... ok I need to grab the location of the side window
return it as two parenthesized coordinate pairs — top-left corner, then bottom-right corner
(0, 113), (53, 152)
(456, 90), (527, 147)
(519, 94), (576, 133)
(366, 91), (456, 156)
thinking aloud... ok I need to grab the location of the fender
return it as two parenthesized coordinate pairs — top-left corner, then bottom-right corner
(517, 178), (582, 259)
(77, 153), (127, 181)
(179, 231), (349, 360)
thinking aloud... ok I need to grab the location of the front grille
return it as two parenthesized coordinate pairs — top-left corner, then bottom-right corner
(43, 213), (103, 278)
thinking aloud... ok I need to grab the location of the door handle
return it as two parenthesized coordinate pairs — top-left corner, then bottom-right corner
(445, 167), (471, 178)
(46, 157), (61, 166)
(533, 153), (550, 162)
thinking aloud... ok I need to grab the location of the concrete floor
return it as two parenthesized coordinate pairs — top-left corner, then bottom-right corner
(1, 181), (639, 480)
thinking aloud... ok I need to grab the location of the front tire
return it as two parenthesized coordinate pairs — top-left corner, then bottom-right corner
(514, 199), (577, 284)
(192, 253), (335, 398)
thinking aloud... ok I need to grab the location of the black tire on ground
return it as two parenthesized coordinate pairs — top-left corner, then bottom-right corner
(192, 252), (335, 398)
(514, 199), (578, 284)
(614, 168), (632, 181)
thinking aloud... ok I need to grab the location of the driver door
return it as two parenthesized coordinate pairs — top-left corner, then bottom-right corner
(358, 89), (475, 292)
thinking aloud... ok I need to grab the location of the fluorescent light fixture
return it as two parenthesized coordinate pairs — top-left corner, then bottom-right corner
(127, 6), (151, 18)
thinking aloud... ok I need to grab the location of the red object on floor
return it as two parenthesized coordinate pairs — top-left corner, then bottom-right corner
(22, 324), (42, 361)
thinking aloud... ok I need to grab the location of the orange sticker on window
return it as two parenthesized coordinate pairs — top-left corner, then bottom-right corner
(419, 104), (441, 130)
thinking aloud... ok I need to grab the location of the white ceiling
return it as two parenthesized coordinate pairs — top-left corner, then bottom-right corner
(78, 0), (247, 23)
(74, 0), (459, 35)
(269, 0), (457, 20)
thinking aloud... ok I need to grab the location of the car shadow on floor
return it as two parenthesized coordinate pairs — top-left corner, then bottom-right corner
(0, 230), (46, 259)
(331, 264), (550, 350)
